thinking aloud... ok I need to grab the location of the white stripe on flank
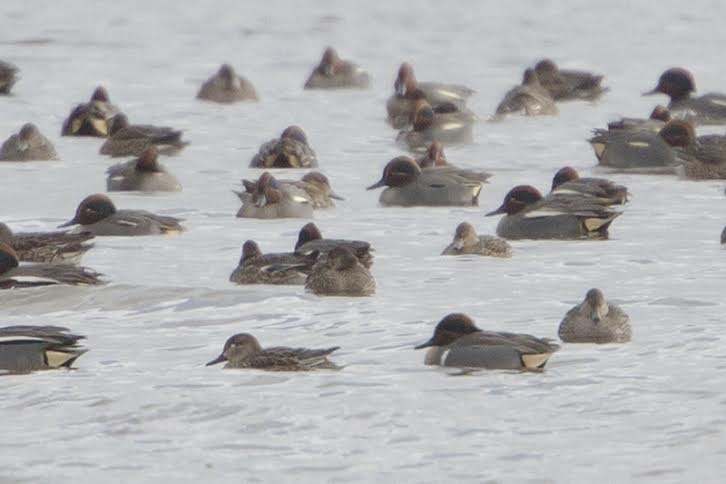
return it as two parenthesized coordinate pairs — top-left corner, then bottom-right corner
(0, 336), (47, 343)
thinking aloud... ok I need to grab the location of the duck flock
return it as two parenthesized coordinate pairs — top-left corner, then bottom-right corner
(1, 44), (726, 375)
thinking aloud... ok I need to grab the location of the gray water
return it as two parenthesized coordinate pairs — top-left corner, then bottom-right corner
(2, 1), (726, 482)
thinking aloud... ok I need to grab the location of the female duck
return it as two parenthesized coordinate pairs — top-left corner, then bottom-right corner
(100, 114), (188, 157)
(197, 64), (258, 103)
(249, 126), (318, 168)
(229, 240), (316, 285)
(558, 288), (631, 343)
(236, 172), (314, 219)
(61, 86), (124, 137)
(0, 123), (58, 161)
(305, 246), (375, 296)
(59, 194), (184, 236)
(206, 333), (340, 371)
(486, 185), (622, 240)
(415, 313), (559, 370)
(0, 242), (103, 288)
(0, 222), (94, 264)
(494, 69), (558, 118)
(441, 222), (512, 257)
(533, 59), (608, 101)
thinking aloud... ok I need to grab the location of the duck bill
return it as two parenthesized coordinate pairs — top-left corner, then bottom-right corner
(414, 338), (435, 350)
(642, 87), (659, 96)
(329, 191), (345, 201)
(485, 204), (507, 216)
(366, 179), (386, 190)
(57, 217), (79, 228)
(205, 354), (227, 366)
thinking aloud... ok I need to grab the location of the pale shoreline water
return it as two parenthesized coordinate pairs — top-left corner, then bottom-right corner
(2, 1), (726, 482)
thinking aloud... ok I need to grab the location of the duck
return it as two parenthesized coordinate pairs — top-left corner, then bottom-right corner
(0, 325), (87, 373)
(305, 246), (375, 296)
(605, 105), (671, 132)
(235, 172), (314, 219)
(0, 242), (103, 288)
(550, 166), (629, 205)
(206, 333), (340, 371)
(229, 240), (316, 285)
(106, 146), (182, 192)
(303, 47), (370, 89)
(0, 60), (19, 94)
(486, 185), (622, 240)
(0, 222), (94, 264)
(61, 86), (124, 137)
(416, 141), (448, 168)
(644, 67), (726, 125)
(58, 194), (184, 236)
(294, 222), (373, 268)
(367, 156), (487, 207)
(415, 313), (559, 370)
(100, 114), (189, 157)
(588, 120), (684, 173)
(0, 123), (59, 161)
(441, 222), (512, 257)
(196, 64), (258, 103)
(386, 62), (475, 128)
(396, 94), (474, 152)
(249, 126), (318, 168)
(494, 68), (558, 117)
(558, 288), (631, 343)
(242, 171), (341, 209)
(533, 59), (608, 101)
(660, 120), (726, 179)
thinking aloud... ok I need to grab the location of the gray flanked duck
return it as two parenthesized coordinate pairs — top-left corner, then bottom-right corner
(415, 313), (559, 370)
(206, 333), (340, 371)
(0, 123), (58, 161)
(229, 240), (316, 285)
(0, 242), (103, 288)
(644, 67), (726, 125)
(59, 194), (184, 236)
(106, 146), (182, 192)
(249, 126), (318, 168)
(550, 166), (629, 205)
(441, 222), (512, 257)
(236, 172), (314, 219)
(100, 114), (189, 157)
(61, 86), (124, 137)
(305, 246), (375, 296)
(659, 120), (726, 179)
(294, 222), (373, 268)
(0, 60), (19, 94)
(197, 64), (258, 103)
(304, 47), (370, 89)
(0, 222), (94, 264)
(396, 93), (475, 152)
(558, 288), (631, 343)
(486, 185), (622, 240)
(367, 156), (488, 207)
(494, 68), (558, 118)
(533, 59), (608, 101)
(0, 325), (87, 373)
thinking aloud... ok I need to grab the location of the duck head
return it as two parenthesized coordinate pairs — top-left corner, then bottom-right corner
(644, 68), (696, 102)
(367, 156), (421, 190)
(59, 194), (117, 227)
(415, 313), (481, 349)
(486, 185), (543, 216)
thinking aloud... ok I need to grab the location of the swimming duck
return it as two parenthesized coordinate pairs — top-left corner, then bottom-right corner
(242, 172), (341, 209)
(550, 167), (629, 205)
(305, 246), (375, 296)
(106, 146), (182, 192)
(486, 185), (622, 240)
(415, 313), (559, 370)
(304, 47), (370, 89)
(558, 288), (631, 343)
(441, 222), (512, 257)
(249, 126), (318, 168)
(0, 60), (19, 94)
(396, 94), (474, 152)
(533, 59), (608, 101)
(294, 222), (373, 268)
(59, 194), (184, 236)
(494, 68), (558, 118)
(229, 240), (316, 285)
(660, 120), (726, 179)
(0, 222), (94, 264)
(0, 242), (103, 288)
(100, 114), (189, 157)
(605, 105), (671, 132)
(196, 64), (258, 103)
(0, 123), (59, 161)
(61, 86), (124, 137)
(0, 325), (87, 373)
(644, 67), (726, 125)
(236, 172), (314, 219)
(206, 333), (340, 371)
(367, 156), (487, 207)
